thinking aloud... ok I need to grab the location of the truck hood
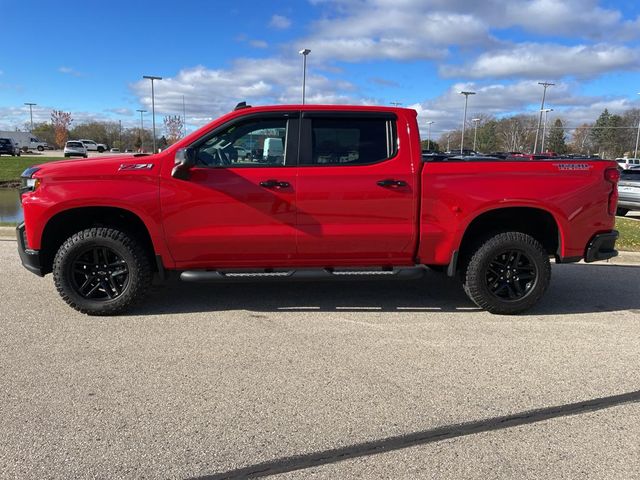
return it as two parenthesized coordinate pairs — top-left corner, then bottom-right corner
(30, 154), (160, 179)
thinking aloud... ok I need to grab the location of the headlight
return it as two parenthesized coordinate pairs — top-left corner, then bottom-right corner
(20, 166), (41, 197)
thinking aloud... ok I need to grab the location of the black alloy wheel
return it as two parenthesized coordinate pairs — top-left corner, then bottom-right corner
(53, 228), (152, 315)
(70, 246), (130, 300)
(485, 249), (537, 301)
(462, 232), (551, 314)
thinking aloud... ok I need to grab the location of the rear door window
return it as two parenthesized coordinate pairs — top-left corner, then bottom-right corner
(299, 116), (397, 166)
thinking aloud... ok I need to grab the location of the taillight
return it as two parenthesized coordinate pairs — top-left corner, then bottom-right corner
(605, 167), (620, 216)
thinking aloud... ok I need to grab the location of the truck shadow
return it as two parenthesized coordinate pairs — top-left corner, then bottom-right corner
(133, 263), (640, 316)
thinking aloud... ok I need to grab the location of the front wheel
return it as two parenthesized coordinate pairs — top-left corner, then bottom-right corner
(37, 145), (44, 151)
(53, 228), (152, 315)
(462, 232), (551, 314)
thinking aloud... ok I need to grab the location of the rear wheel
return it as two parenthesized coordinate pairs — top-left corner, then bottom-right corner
(616, 208), (629, 216)
(53, 228), (152, 315)
(462, 232), (551, 314)
(37, 145), (44, 151)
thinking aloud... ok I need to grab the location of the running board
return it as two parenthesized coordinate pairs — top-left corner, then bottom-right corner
(180, 267), (426, 283)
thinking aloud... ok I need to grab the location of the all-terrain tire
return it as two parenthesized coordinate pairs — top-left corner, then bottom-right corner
(462, 232), (551, 314)
(53, 228), (152, 315)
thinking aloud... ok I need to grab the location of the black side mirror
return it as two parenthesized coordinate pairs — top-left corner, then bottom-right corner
(171, 147), (196, 180)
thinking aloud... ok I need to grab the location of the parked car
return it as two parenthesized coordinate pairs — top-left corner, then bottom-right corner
(0, 131), (48, 152)
(110, 148), (121, 153)
(616, 158), (640, 170)
(0, 137), (21, 156)
(63, 141), (88, 158)
(78, 139), (108, 153)
(617, 169), (640, 216)
(17, 104), (620, 316)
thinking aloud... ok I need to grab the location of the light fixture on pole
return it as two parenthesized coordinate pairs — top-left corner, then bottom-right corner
(142, 75), (162, 153)
(136, 109), (146, 152)
(24, 103), (36, 132)
(540, 108), (553, 153)
(459, 91), (476, 154)
(299, 49), (311, 105)
(425, 121), (434, 150)
(533, 82), (555, 154)
(472, 118), (480, 152)
(635, 92), (640, 159)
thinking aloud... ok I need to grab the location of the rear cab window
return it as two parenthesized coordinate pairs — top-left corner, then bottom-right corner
(299, 113), (397, 166)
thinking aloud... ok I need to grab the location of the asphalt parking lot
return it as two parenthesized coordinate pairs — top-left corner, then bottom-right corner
(1, 239), (639, 479)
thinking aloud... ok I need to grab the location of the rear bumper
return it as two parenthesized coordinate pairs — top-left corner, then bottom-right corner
(584, 230), (619, 263)
(16, 223), (45, 276)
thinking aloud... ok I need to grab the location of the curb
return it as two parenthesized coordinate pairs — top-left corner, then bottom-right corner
(1, 225), (638, 265)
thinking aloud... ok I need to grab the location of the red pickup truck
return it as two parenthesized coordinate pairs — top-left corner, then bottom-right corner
(17, 104), (619, 315)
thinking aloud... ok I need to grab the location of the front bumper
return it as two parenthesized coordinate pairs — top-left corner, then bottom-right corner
(584, 230), (619, 263)
(16, 223), (45, 276)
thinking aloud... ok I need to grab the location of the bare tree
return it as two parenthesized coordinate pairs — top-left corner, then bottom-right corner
(163, 115), (184, 145)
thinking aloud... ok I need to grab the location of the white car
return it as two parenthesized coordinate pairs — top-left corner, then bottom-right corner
(616, 158), (640, 170)
(79, 139), (108, 153)
(64, 141), (88, 158)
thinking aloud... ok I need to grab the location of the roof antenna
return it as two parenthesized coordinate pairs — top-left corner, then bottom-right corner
(234, 101), (251, 111)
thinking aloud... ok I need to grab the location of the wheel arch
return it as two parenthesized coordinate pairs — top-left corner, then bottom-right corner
(39, 206), (158, 275)
(457, 206), (562, 270)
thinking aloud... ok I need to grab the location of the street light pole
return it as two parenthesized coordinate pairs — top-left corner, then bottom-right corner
(299, 49), (311, 105)
(24, 103), (36, 132)
(635, 93), (640, 159)
(540, 108), (553, 153)
(533, 82), (554, 154)
(137, 109), (147, 152)
(459, 91), (476, 154)
(142, 75), (162, 153)
(182, 95), (187, 138)
(472, 118), (480, 152)
(426, 121), (434, 150)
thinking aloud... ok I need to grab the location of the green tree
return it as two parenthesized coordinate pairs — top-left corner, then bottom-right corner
(31, 122), (56, 146)
(476, 119), (499, 153)
(420, 139), (441, 151)
(546, 118), (567, 154)
(591, 109), (625, 158)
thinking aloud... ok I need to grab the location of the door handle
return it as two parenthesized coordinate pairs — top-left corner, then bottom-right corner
(260, 179), (290, 189)
(377, 179), (408, 188)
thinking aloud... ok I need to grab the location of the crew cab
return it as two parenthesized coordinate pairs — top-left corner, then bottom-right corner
(17, 104), (620, 315)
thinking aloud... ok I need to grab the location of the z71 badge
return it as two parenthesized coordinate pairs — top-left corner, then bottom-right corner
(118, 163), (154, 171)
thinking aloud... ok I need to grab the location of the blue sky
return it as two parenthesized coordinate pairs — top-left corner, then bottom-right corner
(1, 0), (639, 137)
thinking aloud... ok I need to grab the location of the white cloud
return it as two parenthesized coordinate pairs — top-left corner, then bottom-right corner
(249, 39), (268, 48)
(129, 61), (363, 127)
(58, 66), (84, 77)
(104, 107), (134, 116)
(269, 14), (291, 29)
(441, 44), (640, 79)
(409, 80), (640, 137)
